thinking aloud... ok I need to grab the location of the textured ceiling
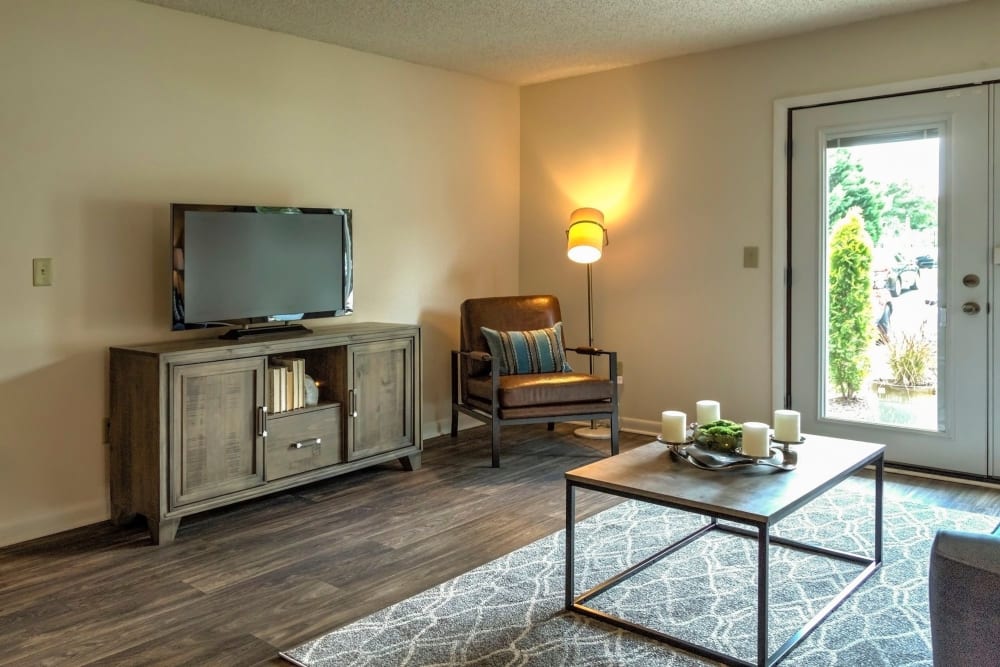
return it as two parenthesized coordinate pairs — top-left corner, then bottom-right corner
(137, 0), (966, 85)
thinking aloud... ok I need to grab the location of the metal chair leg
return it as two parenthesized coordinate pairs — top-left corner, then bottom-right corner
(491, 419), (501, 468)
(450, 351), (460, 437)
(610, 410), (620, 455)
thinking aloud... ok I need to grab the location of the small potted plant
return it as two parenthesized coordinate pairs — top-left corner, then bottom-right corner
(693, 419), (743, 453)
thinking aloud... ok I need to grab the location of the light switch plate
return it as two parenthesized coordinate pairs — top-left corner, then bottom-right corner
(743, 246), (759, 269)
(33, 258), (53, 286)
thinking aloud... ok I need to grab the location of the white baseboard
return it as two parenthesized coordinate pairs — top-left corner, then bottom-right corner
(0, 499), (108, 548)
(422, 413), (485, 440)
(432, 414), (661, 437)
(881, 466), (1000, 489)
(620, 416), (659, 436)
(430, 415), (661, 440)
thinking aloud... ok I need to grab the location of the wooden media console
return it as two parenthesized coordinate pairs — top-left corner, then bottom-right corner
(109, 322), (421, 545)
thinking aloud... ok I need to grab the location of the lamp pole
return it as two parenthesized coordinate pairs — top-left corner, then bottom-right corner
(586, 262), (599, 432)
(586, 262), (595, 376)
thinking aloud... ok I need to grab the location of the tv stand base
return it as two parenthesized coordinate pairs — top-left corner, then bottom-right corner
(219, 323), (312, 340)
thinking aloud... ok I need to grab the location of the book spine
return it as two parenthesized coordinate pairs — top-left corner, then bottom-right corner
(279, 367), (286, 414)
(269, 367), (283, 415)
(296, 358), (305, 408)
(266, 368), (275, 414)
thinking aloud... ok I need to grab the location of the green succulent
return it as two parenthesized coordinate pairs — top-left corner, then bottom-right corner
(694, 419), (743, 452)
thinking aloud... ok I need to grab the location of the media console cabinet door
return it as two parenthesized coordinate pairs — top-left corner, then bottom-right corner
(347, 338), (414, 460)
(170, 357), (266, 507)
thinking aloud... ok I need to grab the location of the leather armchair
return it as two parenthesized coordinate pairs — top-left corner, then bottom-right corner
(450, 295), (619, 467)
(928, 529), (1000, 666)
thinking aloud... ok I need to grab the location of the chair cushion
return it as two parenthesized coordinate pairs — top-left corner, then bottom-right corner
(480, 323), (572, 375)
(468, 372), (611, 408)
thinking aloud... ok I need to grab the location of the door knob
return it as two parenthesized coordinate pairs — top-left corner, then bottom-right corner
(962, 302), (981, 314)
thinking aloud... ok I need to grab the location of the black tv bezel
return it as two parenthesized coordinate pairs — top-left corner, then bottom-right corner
(170, 203), (353, 335)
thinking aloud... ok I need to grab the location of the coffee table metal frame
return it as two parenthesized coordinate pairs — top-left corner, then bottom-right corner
(565, 444), (884, 667)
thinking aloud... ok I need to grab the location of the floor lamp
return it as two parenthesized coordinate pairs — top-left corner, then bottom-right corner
(566, 207), (611, 440)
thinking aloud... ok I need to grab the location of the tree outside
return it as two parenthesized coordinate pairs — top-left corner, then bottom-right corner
(828, 149), (885, 245)
(827, 148), (936, 247)
(827, 208), (873, 400)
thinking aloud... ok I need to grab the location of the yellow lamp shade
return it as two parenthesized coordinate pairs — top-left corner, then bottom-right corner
(567, 208), (605, 264)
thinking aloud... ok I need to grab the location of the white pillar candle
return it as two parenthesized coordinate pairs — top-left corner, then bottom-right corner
(773, 409), (801, 442)
(742, 421), (771, 457)
(661, 410), (687, 443)
(696, 400), (720, 424)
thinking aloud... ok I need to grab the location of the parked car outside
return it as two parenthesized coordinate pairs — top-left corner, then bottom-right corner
(872, 249), (920, 297)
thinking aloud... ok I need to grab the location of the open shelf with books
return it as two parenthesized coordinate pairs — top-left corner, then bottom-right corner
(267, 355), (310, 414)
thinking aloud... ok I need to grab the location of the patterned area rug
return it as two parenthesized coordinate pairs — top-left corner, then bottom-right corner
(281, 485), (997, 666)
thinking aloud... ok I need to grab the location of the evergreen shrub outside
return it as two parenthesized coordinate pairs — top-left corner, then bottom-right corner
(828, 208), (873, 399)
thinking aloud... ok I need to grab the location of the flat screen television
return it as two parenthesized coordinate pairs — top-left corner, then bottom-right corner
(171, 203), (353, 339)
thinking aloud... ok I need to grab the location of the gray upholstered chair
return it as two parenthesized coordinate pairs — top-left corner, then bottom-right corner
(928, 529), (1000, 666)
(450, 295), (619, 467)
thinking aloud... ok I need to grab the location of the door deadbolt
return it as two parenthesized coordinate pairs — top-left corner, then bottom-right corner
(963, 274), (980, 287)
(962, 302), (981, 314)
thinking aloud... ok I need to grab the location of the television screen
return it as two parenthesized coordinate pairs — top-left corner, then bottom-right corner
(171, 204), (353, 335)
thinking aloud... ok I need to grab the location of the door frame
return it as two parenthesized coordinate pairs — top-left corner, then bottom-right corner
(771, 67), (1000, 468)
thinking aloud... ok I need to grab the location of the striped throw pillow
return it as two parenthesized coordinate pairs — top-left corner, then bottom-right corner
(480, 322), (573, 375)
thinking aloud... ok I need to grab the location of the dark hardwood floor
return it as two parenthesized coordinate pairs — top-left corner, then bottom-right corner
(2, 425), (999, 666)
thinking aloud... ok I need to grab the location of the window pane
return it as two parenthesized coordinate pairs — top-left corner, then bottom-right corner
(822, 134), (941, 432)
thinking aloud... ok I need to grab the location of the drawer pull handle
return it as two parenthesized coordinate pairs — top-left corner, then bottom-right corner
(292, 437), (322, 449)
(258, 406), (268, 438)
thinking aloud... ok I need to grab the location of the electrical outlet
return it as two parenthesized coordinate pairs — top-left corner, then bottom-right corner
(617, 360), (624, 385)
(743, 246), (759, 269)
(33, 257), (53, 286)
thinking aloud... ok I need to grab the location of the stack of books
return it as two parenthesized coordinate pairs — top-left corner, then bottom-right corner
(268, 357), (306, 413)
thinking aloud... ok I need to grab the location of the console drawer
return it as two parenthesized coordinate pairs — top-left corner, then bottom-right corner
(265, 405), (342, 480)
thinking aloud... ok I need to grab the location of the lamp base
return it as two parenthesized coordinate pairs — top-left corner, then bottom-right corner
(574, 425), (612, 440)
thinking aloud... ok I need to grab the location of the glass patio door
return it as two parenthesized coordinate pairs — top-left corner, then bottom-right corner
(789, 86), (990, 475)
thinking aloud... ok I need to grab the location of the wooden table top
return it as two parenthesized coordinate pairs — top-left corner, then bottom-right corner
(565, 435), (885, 524)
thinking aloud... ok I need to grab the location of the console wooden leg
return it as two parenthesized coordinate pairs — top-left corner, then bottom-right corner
(110, 505), (136, 526)
(400, 453), (421, 471)
(149, 517), (181, 545)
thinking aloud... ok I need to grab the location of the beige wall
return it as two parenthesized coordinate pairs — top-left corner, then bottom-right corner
(7, 0), (1000, 548)
(521, 0), (1000, 434)
(0, 0), (519, 546)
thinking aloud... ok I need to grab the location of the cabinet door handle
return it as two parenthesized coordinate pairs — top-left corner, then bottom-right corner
(257, 405), (268, 438)
(350, 388), (359, 418)
(292, 437), (322, 449)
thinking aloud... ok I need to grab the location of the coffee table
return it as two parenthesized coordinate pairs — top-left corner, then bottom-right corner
(564, 435), (884, 667)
